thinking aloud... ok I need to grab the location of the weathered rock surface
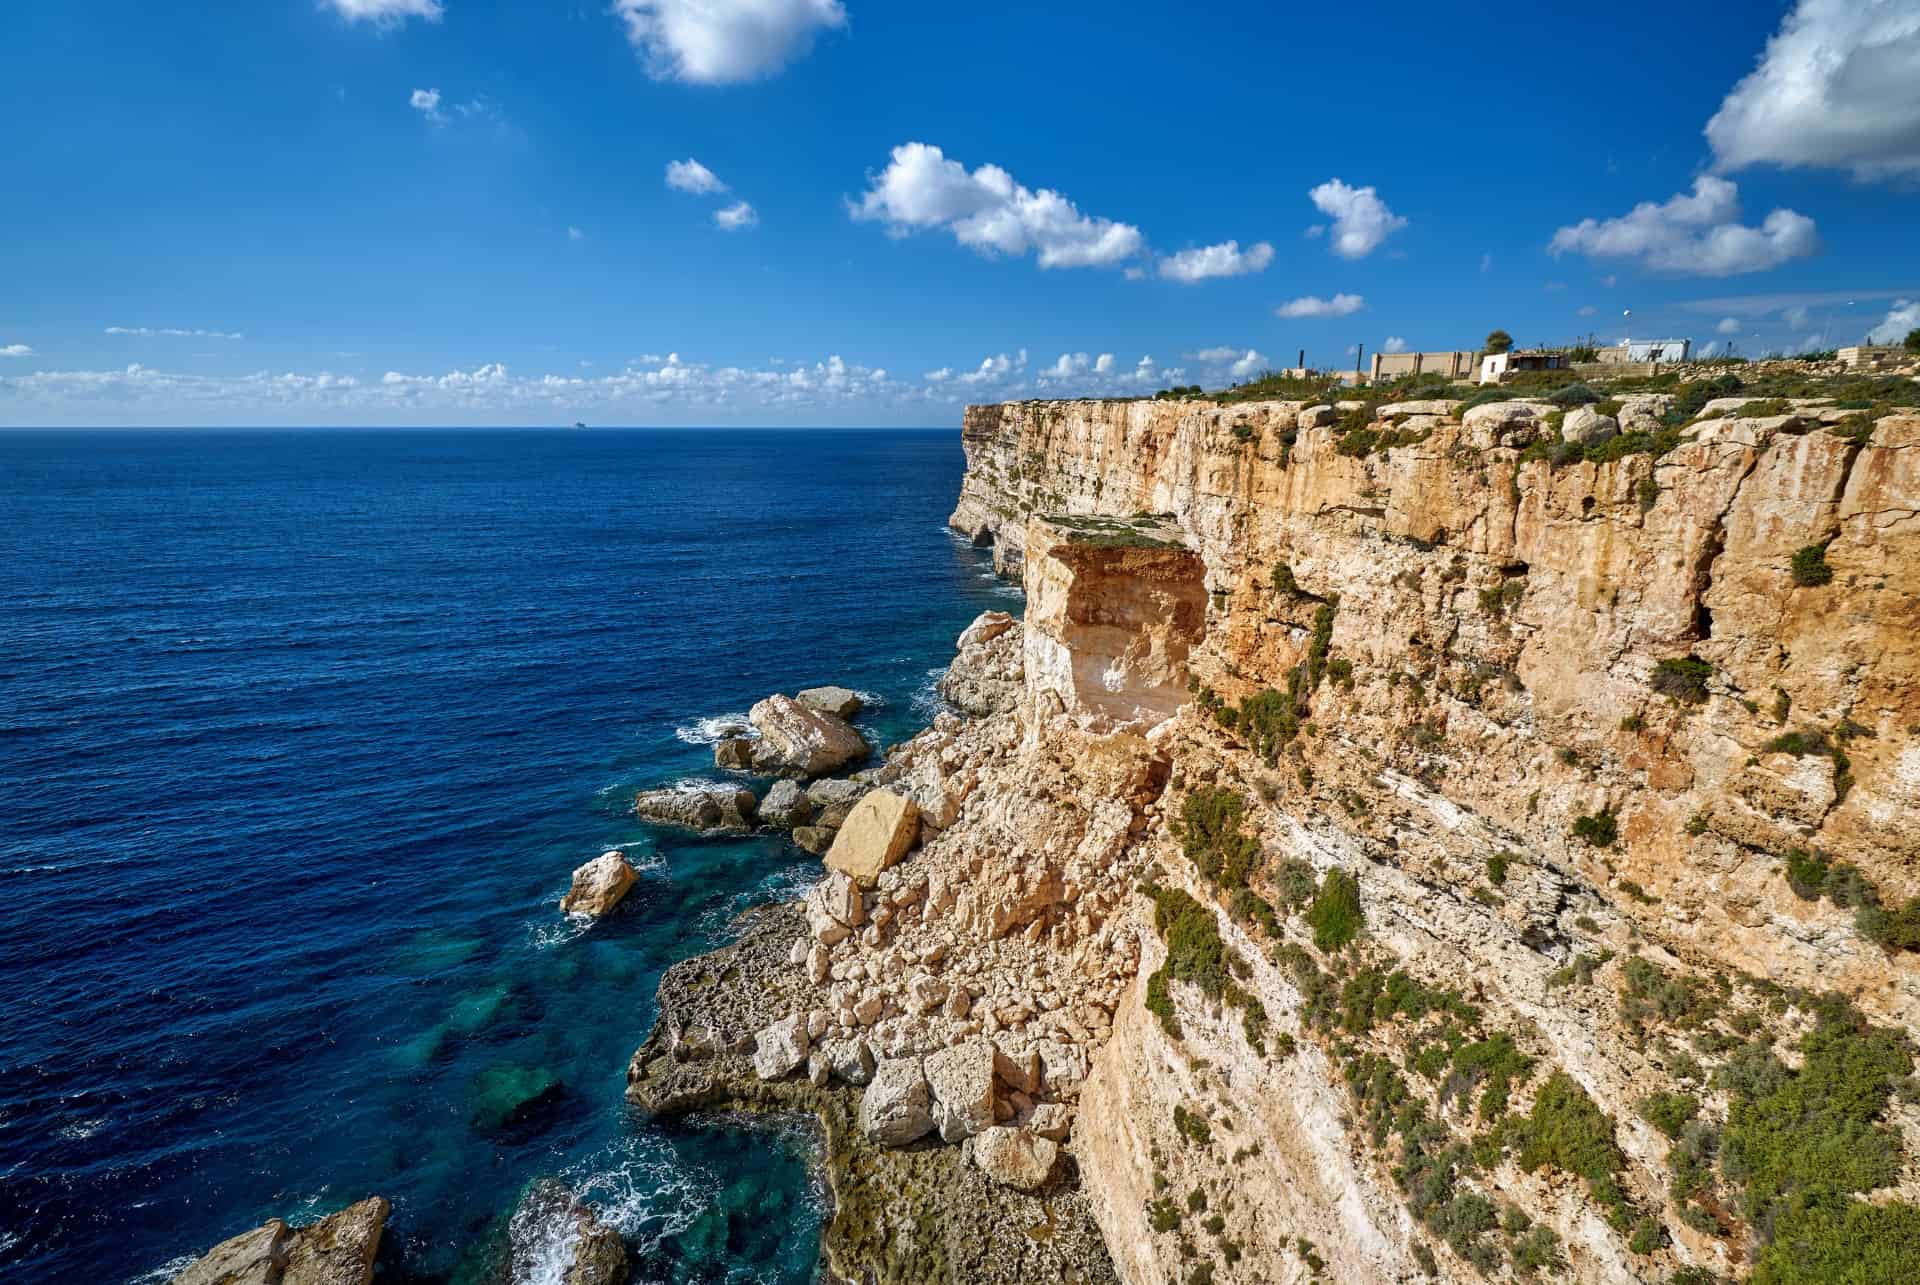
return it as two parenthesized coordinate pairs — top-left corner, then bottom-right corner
(759, 779), (814, 828)
(860, 1056), (934, 1146)
(748, 695), (869, 778)
(171, 1199), (390, 1285)
(506, 1179), (628, 1285)
(633, 785), (756, 832)
(823, 789), (920, 884)
(172, 1221), (290, 1285)
(924, 1040), (997, 1142)
(753, 1013), (811, 1080)
(939, 611), (1025, 716)
(558, 851), (636, 918)
(969, 1126), (1057, 1192)
(796, 685), (864, 719)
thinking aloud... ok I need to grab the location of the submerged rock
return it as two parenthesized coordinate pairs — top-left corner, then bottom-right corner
(633, 786), (757, 832)
(470, 1064), (565, 1131)
(559, 852), (636, 918)
(747, 695), (868, 778)
(795, 685), (864, 719)
(823, 789), (920, 885)
(506, 1179), (628, 1285)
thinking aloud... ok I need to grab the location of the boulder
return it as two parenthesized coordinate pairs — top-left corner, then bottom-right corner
(1029, 1103), (1072, 1142)
(280, 1197), (390, 1285)
(969, 1126), (1058, 1192)
(1562, 405), (1619, 445)
(714, 738), (754, 770)
(859, 1057), (933, 1146)
(823, 790), (921, 885)
(792, 825), (834, 856)
(1461, 400), (1552, 449)
(558, 852), (636, 918)
(172, 1220), (290, 1285)
(1296, 404), (1335, 430)
(955, 610), (1016, 650)
(924, 1041), (998, 1143)
(993, 1045), (1041, 1095)
(752, 1013), (810, 1081)
(507, 1180), (628, 1285)
(939, 615), (1025, 718)
(759, 780), (814, 828)
(1376, 399), (1462, 418)
(1617, 394), (1674, 434)
(633, 786), (756, 832)
(806, 778), (870, 809)
(748, 695), (868, 778)
(795, 686), (864, 719)
(820, 1037), (876, 1085)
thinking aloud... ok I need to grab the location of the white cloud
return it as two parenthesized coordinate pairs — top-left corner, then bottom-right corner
(1868, 299), (1920, 344)
(1157, 240), (1274, 283)
(409, 88), (442, 120)
(923, 367), (952, 383)
(1188, 346), (1241, 363)
(567, 226), (586, 241)
(1275, 293), (1365, 319)
(1716, 317), (1742, 335)
(1, 344), (33, 357)
(955, 350), (1029, 386)
(1228, 350), (1267, 378)
(1782, 305), (1810, 329)
(1547, 177), (1818, 276)
(850, 142), (1144, 271)
(713, 200), (758, 230)
(1039, 352), (1117, 380)
(325, 0), (443, 25)
(1307, 179), (1406, 259)
(106, 326), (243, 340)
(665, 158), (728, 195)
(1706, 0), (1920, 182)
(1576, 305), (1597, 317)
(1382, 336), (1408, 354)
(613, 0), (846, 85)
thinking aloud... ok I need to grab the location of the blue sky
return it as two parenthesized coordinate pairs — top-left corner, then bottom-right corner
(2, 0), (1918, 426)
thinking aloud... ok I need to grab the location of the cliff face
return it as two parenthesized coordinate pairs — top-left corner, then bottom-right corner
(952, 396), (1920, 1283)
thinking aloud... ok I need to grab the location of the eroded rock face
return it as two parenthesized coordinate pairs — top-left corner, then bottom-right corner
(759, 780), (814, 828)
(172, 1220), (289, 1285)
(559, 852), (636, 918)
(633, 786), (757, 832)
(277, 1198), (390, 1285)
(749, 695), (869, 778)
(970, 1126), (1058, 1192)
(939, 611), (1025, 717)
(1021, 515), (1206, 732)
(824, 790), (920, 885)
(796, 686), (864, 719)
(925, 1040), (997, 1142)
(860, 1056), (933, 1146)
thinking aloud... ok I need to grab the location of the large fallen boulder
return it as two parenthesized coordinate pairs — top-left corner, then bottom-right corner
(172, 1198), (392, 1285)
(558, 852), (636, 918)
(759, 780), (813, 828)
(969, 1126), (1058, 1192)
(633, 786), (756, 832)
(823, 790), (920, 885)
(748, 695), (868, 778)
(173, 1220), (290, 1285)
(924, 1041), (997, 1142)
(752, 1013), (810, 1081)
(795, 685), (863, 719)
(938, 611), (1024, 717)
(859, 1057), (933, 1146)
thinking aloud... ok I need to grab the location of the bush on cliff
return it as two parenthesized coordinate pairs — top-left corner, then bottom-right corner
(1307, 868), (1363, 951)
(1179, 787), (1261, 890)
(1789, 542), (1833, 587)
(1651, 656), (1714, 704)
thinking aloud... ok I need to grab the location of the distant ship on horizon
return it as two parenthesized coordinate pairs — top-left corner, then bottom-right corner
(572, 421), (587, 430)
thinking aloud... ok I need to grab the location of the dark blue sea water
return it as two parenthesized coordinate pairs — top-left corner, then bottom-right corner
(0, 428), (1018, 1282)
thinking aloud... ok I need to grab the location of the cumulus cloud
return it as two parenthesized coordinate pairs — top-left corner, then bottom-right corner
(954, 350), (1029, 386)
(1274, 293), (1365, 319)
(1228, 350), (1266, 378)
(1716, 317), (1742, 335)
(1188, 346), (1241, 363)
(409, 88), (442, 119)
(1382, 336), (1408, 354)
(106, 326), (243, 340)
(1157, 240), (1274, 283)
(1868, 299), (1920, 344)
(325, 0), (443, 24)
(1706, 0), (1920, 182)
(1, 351), (907, 424)
(2, 344), (33, 357)
(665, 158), (728, 195)
(713, 200), (758, 230)
(850, 142), (1144, 270)
(1782, 305), (1811, 329)
(1307, 179), (1406, 259)
(1039, 352), (1116, 380)
(1547, 177), (1818, 276)
(613, 0), (846, 85)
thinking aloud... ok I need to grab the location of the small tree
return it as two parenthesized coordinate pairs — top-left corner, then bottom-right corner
(1485, 329), (1514, 354)
(1904, 327), (1920, 353)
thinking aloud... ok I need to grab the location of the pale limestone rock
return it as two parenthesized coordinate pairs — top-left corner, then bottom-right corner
(751, 1014), (809, 1081)
(633, 786), (756, 832)
(907, 972), (947, 1016)
(1297, 404), (1335, 429)
(1030, 1102), (1072, 1142)
(172, 1221), (289, 1285)
(1562, 405), (1619, 445)
(821, 1037), (876, 1085)
(713, 738), (754, 770)
(925, 1040), (998, 1142)
(748, 695), (868, 778)
(506, 1180), (627, 1285)
(796, 685), (864, 719)
(824, 790), (920, 885)
(859, 1057), (933, 1146)
(994, 1045), (1041, 1095)
(941, 611), (1027, 716)
(792, 825), (834, 855)
(759, 779), (813, 828)
(807, 943), (830, 985)
(1376, 398), (1462, 417)
(969, 1126), (1058, 1192)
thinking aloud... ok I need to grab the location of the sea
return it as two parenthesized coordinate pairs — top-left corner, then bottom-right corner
(0, 427), (1020, 1282)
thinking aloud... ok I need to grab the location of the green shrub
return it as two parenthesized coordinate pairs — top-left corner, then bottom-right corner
(1511, 1224), (1562, 1275)
(1784, 848), (1829, 900)
(1145, 966), (1181, 1039)
(1789, 542), (1833, 587)
(1513, 1071), (1632, 1227)
(1449, 1031), (1534, 1118)
(1652, 656), (1714, 703)
(1550, 382), (1601, 407)
(1272, 561), (1298, 595)
(1308, 868), (1363, 951)
(1638, 1091), (1701, 1138)
(1571, 809), (1618, 848)
(1754, 1196), (1920, 1284)
(1486, 853), (1511, 886)
(1180, 788), (1261, 890)
(1173, 1104), (1213, 1146)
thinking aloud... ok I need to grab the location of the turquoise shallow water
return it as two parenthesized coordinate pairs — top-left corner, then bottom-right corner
(0, 427), (1019, 1281)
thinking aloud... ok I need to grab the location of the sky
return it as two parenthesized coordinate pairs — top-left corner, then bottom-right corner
(2, 0), (1918, 427)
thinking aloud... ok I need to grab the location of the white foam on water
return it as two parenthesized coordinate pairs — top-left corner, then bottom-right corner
(58, 1117), (105, 1141)
(125, 1253), (196, 1285)
(911, 667), (949, 723)
(561, 1136), (716, 1253)
(528, 916), (595, 950)
(674, 713), (756, 746)
(851, 688), (886, 708)
(506, 1189), (580, 1285)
